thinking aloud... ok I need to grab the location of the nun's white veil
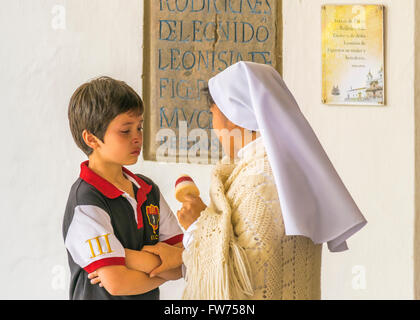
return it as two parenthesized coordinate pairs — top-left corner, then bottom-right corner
(208, 61), (367, 252)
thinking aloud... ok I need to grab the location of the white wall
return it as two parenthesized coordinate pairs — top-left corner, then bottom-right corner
(0, 0), (416, 299)
(283, 0), (416, 299)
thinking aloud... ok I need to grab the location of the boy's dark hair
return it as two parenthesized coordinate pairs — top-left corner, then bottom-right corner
(68, 76), (144, 156)
(201, 85), (215, 108)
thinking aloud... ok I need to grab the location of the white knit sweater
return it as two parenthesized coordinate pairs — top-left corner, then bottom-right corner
(182, 139), (322, 300)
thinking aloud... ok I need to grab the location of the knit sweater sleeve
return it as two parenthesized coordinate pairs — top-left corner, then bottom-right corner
(181, 161), (255, 300)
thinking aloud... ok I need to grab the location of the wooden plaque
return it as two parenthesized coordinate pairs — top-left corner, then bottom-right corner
(143, 0), (282, 163)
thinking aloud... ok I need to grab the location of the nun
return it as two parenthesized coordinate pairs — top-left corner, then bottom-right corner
(147, 61), (367, 300)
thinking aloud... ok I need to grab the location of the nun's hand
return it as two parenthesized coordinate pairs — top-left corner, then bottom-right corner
(177, 195), (207, 230)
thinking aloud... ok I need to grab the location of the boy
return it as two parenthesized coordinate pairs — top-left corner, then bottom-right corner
(63, 76), (183, 300)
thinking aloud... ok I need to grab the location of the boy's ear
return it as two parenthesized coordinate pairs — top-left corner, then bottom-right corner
(82, 130), (101, 150)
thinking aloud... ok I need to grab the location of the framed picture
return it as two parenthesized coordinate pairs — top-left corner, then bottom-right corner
(322, 4), (385, 106)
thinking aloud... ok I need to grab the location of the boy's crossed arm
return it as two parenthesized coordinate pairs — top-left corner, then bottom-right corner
(88, 242), (183, 296)
(89, 265), (165, 296)
(125, 242), (183, 280)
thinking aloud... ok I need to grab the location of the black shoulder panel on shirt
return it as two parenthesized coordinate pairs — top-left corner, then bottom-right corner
(136, 174), (160, 200)
(62, 178), (110, 240)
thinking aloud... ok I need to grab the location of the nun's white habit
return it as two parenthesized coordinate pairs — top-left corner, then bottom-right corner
(182, 61), (367, 300)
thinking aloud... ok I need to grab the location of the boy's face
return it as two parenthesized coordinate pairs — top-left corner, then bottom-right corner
(95, 111), (143, 166)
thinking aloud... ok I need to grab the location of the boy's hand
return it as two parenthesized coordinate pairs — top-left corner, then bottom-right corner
(88, 271), (103, 287)
(142, 242), (183, 278)
(177, 195), (206, 230)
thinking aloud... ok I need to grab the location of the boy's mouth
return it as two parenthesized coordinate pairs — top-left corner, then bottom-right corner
(131, 149), (141, 156)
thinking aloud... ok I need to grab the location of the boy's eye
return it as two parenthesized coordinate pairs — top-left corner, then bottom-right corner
(121, 130), (130, 134)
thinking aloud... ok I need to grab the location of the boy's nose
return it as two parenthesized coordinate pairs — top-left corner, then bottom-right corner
(133, 133), (143, 144)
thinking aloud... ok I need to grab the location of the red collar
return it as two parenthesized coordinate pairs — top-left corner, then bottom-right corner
(79, 161), (152, 200)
